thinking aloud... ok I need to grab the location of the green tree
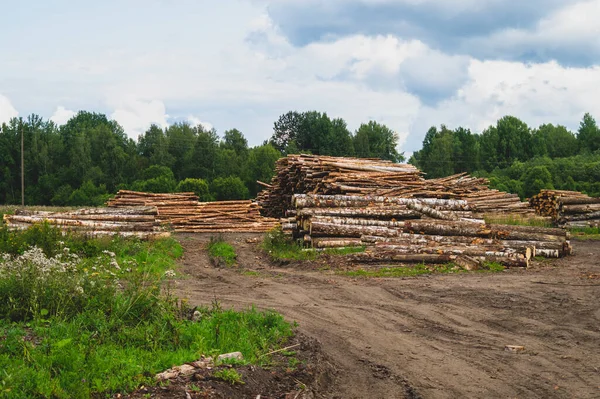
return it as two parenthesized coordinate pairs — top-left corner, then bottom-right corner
(211, 176), (249, 200)
(577, 113), (600, 153)
(176, 178), (212, 201)
(353, 121), (404, 162)
(245, 144), (281, 196)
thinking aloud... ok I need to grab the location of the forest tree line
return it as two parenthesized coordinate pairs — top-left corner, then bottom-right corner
(0, 110), (403, 206)
(1, 109), (599, 206)
(409, 114), (600, 198)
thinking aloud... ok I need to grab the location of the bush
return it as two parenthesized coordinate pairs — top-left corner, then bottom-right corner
(176, 178), (213, 201)
(211, 176), (249, 200)
(0, 229), (293, 398)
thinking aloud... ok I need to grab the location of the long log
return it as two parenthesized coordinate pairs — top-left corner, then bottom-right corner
(406, 201), (458, 221)
(561, 204), (600, 214)
(292, 194), (469, 210)
(559, 197), (600, 205)
(310, 222), (399, 238)
(297, 207), (421, 219)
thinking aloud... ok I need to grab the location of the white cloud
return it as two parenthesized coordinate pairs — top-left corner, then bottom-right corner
(187, 116), (213, 131)
(1, 0), (600, 158)
(49, 106), (76, 125)
(0, 94), (18, 124)
(407, 60), (600, 150)
(463, 0), (600, 61)
(110, 98), (169, 139)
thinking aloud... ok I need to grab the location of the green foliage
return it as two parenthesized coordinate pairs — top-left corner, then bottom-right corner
(483, 215), (553, 228)
(213, 368), (244, 385)
(354, 121), (404, 162)
(569, 227), (600, 241)
(340, 262), (505, 278)
(577, 112), (600, 153)
(176, 178), (212, 201)
(0, 231), (292, 398)
(4, 109), (600, 208)
(207, 236), (237, 267)
(261, 227), (364, 261)
(211, 176), (249, 200)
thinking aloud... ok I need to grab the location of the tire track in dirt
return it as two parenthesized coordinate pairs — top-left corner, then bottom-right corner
(173, 234), (600, 399)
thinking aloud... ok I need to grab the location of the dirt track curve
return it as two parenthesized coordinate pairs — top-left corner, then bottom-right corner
(173, 233), (600, 399)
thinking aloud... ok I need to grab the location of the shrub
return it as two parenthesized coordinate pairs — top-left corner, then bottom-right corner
(211, 176), (249, 200)
(176, 178), (213, 201)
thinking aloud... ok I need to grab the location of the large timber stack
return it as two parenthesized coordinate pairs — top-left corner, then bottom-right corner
(530, 190), (600, 228)
(107, 190), (279, 232)
(256, 155), (531, 218)
(3, 207), (167, 239)
(284, 194), (571, 268)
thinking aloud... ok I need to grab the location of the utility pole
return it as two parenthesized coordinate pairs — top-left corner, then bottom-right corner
(21, 120), (24, 206)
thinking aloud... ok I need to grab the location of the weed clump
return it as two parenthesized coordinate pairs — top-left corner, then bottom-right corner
(207, 235), (237, 267)
(0, 226), (293, 398)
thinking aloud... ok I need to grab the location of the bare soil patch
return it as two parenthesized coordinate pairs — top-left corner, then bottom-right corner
(170, 233), (600, 399)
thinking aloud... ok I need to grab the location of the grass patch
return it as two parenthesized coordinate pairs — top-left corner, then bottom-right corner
(262, 227), (365, 261)
(242, 270), (261, 277)
(213, 368), (244, 385)
(484, 214), (554, 227)
(339, 261), (505, 278)
(569, 227), (600, 240)
(0, 225), (293, 398)
(207, 236), (237, 267)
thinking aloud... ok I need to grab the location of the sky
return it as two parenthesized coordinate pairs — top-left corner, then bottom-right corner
(1, 0), (600, 153)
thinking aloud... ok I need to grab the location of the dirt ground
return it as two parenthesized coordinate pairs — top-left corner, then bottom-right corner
(171, 233), (600, 399)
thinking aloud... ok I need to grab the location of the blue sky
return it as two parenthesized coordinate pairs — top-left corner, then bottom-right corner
(1, 0), (600, 153)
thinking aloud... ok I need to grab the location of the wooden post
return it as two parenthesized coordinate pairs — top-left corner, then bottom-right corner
(21, 121), (24, 206)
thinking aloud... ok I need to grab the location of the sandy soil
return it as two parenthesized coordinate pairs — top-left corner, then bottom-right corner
(173, 233), (600, 399)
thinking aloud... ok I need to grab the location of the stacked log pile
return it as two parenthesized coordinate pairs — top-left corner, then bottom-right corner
(284, 194), (571, 268)
(530, 190), (600, 228)
(107, 190), (279, 232)
(3, 207), (168, 239)
(256, 156), (531, 218)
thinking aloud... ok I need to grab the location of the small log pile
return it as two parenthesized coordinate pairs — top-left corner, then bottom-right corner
(256, 156), (531, 218)
(530, 190), (600, 228)
(3, 207), (168, 239)
(284, 194), (571, 268)
(107, 190), (279, 232)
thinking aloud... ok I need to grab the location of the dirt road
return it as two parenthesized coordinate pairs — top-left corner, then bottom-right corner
(173, 234), (600, 399)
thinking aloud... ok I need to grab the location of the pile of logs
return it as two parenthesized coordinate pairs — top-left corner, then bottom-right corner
(2, 207), (168, 239)
(257, 155), (531, 218)
(530, 190), (600, 228)
(108, 190), (279, 233)
(283, 194), (571, 268)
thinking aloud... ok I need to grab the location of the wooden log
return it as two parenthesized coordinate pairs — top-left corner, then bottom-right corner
(406, 201), (458, 220)
(561, 204), (600, 214)
(313, 239), (363, 248)
(455, 255), (482, 271)
(310, 222), (399, 238)
(293, 194), (469, 210)
(297, 207), (421, 219)
(559, 197), (600, 205)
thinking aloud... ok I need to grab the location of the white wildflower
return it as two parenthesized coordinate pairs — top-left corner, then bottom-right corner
(164, 270), (176, 278)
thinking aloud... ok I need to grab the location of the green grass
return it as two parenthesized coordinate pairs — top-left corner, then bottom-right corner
(339, 261), (505, 278)
(213, 368), (244, 385)
(484, 214), (554, 227)
(0, 225), (293, 398)
(262, 227), (365, 261)
(207, 236), (237, 267)
(569, 227), (600, 240)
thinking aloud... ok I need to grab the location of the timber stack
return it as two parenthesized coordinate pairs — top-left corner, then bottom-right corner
(283, 193), (571, 268)
(256, 155), (531, 218)
(530, 190), (600, 228)
(107, 190), (279, 232)
(3, 207), (168, 239)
